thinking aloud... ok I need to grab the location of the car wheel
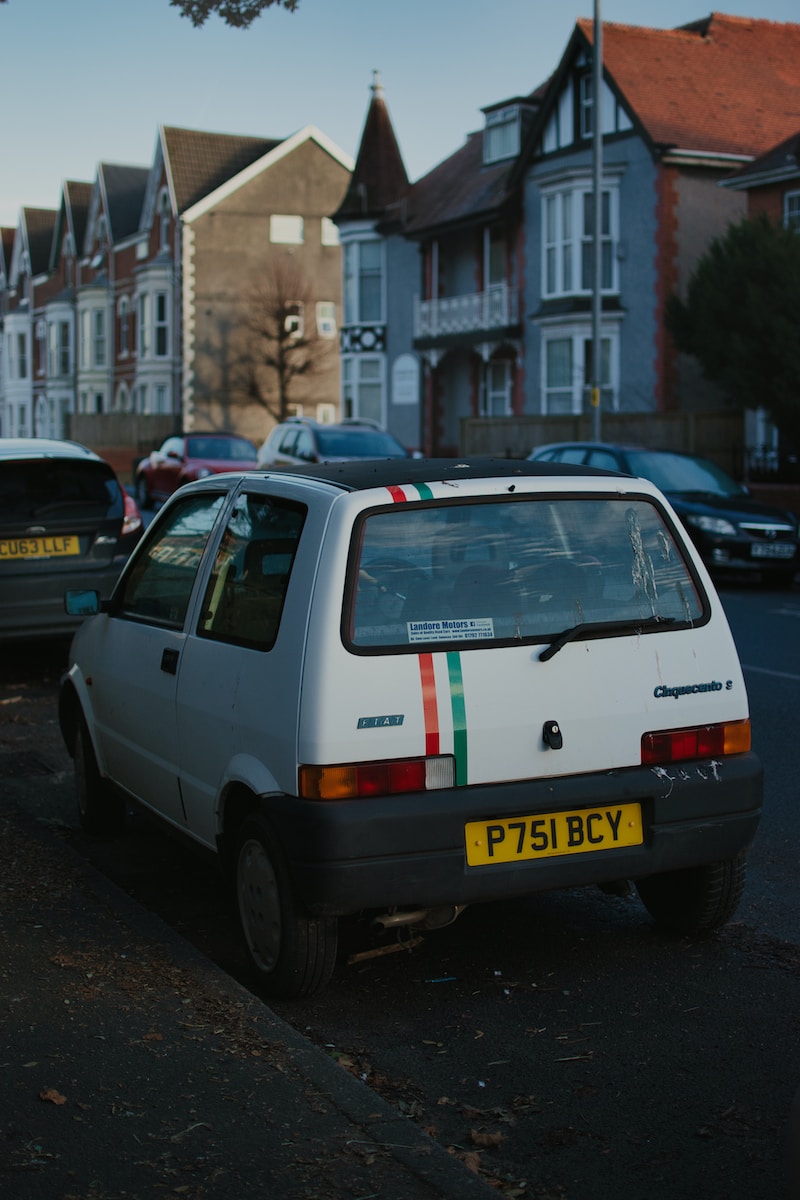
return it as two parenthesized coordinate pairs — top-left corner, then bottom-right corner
(74, 715), (126, 836)
(634, 851), (746, 934)
(235, 813), (338, 999)
(134, 475), (151, 509)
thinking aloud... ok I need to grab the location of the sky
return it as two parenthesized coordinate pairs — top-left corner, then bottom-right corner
(2, 0), (800, 229)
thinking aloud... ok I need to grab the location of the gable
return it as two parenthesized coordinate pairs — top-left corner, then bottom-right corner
(181, 126), (353, 223)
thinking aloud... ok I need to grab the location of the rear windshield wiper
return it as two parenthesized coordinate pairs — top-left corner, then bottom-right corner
(539, 615), (678, 662)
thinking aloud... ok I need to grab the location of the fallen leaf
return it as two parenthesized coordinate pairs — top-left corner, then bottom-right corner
(462, 1150), (482, 1174)
(40, 1088), (67, 1105)
(470, 1128), (505, 1148)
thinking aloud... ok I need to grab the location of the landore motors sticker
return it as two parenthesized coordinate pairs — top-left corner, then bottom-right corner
(654, 679), (733, 699)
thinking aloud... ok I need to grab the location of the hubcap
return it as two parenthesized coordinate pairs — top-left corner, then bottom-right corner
(237, 838), (281, 972)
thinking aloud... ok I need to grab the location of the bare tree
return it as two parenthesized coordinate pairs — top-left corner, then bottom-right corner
(235, 255), (335, 424)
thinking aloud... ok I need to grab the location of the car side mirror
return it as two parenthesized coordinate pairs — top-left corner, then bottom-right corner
(64, 589), (104, 617)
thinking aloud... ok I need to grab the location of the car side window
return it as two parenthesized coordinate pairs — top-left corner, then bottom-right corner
(278, 429), (298, 456)
(294, 429), (316, 462)
(198, 492), (306, 651)
(115, 494), (225, 628)
(586, 449), (622, 471)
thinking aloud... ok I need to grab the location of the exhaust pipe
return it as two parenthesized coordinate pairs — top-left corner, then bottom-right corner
(371, 905), (468, 933)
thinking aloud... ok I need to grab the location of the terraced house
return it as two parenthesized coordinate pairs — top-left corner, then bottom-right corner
(0, 124), (352, 473)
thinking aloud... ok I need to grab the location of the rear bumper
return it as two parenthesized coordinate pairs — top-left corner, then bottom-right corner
(0, 563), (124, 641)
(261, 753), (763, 916)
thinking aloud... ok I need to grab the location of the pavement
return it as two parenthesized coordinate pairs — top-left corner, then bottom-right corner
(0, 802), (496, 1200)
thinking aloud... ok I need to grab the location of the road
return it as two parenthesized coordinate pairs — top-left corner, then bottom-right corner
(1, 579), (798, 1200)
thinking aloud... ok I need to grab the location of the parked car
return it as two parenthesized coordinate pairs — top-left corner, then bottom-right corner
(0, 437), (143, 642)
(528, 443), (799, 587)
(257, 416), (409, 467)
(134, 432), (258, 508)
(60, 458), (761, 998)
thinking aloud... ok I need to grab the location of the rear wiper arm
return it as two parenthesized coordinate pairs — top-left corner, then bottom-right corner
(539, 615), (678, 662)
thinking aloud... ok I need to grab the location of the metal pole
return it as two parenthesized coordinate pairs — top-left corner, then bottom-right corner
(591, 0), (603, 440)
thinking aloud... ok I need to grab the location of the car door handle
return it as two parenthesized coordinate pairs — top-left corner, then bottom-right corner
(161, 647), (180, 675)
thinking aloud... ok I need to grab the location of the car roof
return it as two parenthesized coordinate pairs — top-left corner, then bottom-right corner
(265, 457), (625, 491)
(0, 437), (102, 462)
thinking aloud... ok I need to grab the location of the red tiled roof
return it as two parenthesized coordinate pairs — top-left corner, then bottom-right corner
(580, 13), (800, 159)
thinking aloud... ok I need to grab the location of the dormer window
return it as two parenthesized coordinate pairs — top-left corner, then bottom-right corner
(484, 106), (521, 164)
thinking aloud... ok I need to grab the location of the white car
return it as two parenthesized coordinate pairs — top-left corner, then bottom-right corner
(60, 459), (762, 998)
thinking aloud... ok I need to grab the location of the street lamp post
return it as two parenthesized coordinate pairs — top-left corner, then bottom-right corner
(590, 0), (603, 441)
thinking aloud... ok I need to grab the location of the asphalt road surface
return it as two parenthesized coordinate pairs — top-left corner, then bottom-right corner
(1, 579), (798, 1200)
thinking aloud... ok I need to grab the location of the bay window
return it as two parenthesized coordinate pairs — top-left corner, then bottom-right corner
(542, 180), (619, 298)
(342, 355), (384, 425)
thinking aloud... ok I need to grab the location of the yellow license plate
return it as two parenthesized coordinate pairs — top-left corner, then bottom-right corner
(0, 535), (81, 561)
(465, 802), (643, 866)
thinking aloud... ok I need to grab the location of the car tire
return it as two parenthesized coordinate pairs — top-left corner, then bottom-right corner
(634, 851), (746, 934)
(134, 475), (151, 510)
(234, 812), (338, 999)
(74, 715), (126, 836)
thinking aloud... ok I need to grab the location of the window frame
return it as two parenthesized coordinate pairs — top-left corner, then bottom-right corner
(342, 354), (385, 425)
(541, 178), (619, 299)
(343, 239), (385, 325)
(540, 324), (619, 415)
(270, 214), (304, 245)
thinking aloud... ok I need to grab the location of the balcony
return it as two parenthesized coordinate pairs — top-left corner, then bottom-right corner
(414, 282), (520, 344)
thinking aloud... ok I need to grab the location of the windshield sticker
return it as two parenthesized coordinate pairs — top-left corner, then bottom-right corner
(408, 617), (494, 643)
(654, 679), (733, 699)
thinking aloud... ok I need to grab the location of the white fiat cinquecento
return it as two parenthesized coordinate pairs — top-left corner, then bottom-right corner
(60, 459), (762, 997)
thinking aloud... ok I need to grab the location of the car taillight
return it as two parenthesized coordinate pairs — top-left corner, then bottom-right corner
(299, 755), (455, 800)
(641, 719), (751, 765)
(122, 491), (143, 537)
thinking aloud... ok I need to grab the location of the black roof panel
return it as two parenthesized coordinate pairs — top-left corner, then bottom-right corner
(264, 457), (623, 491)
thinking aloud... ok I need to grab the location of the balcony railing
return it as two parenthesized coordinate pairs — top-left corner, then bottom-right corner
(414, 282), (519, 340)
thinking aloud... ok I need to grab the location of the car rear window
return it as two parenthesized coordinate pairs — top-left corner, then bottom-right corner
(315, 429), (406, 458)
(186, 436), (257, 461)
(348, 494), (705, 651)
(0, 458), (123, 525)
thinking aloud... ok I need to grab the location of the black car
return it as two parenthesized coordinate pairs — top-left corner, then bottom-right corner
(528, 443), (798, 587)
(0, 437), (143, 641)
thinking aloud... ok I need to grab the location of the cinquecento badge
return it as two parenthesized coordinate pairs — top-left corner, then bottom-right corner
(654, 679), (733, 699)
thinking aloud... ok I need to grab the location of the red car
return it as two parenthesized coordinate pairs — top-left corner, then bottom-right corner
(134, 433), (258, 508)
